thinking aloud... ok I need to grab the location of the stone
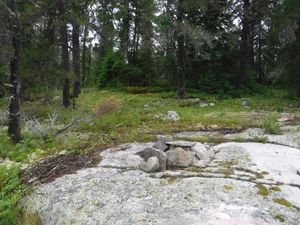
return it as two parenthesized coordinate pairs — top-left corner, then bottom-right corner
(241, 99), (251, 107)
(166, 147), (195, 167)
(200, 103), (209, 108)
(136, 147), (166, 171)
(139, 156), (160, 173)
(191, 143), (215, 168)
(153, 142), (168, 151)
(297, 169), (300, 176)
(153, 135), (173, 151)
(165, 111), (180, 121)
(166, 141), (196, 151)
(191, 143), (215, 160)
(278, 113), (295, 122)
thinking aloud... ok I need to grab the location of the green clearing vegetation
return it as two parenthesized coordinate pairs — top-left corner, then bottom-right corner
(1, 87), (299, 224)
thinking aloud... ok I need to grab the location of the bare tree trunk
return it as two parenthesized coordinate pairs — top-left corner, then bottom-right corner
(72, 21), (81, 101)
(87, 44), (92, 85)
(257, 21), (264, 82)
(57, 0), (70, 108)
(176, 0), (185, 98)
(236, 0), (251, 89)
(81, 25), (88, 87)
(8, 0), (21, 143)
(120, 0), (130, 61)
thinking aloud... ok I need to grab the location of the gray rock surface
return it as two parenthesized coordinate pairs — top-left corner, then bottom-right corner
(166, 147), (195, 167)
(22, 140), (300, 225)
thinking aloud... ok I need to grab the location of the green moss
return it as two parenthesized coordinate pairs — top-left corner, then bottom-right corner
(256, 171), (269, 179)
(273, 214), (285, 223)
(185, 167), (204, 173)
(270, 186), (281, 192)
(166, 177), (178, 184)
(256, 184), (269, 197)
(253, 135), (268, 143)
(223, 184), (234, 191)
(273, 198), (300, 211)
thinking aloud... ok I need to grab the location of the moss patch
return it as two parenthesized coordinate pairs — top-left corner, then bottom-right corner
(223, 184), (234, 191)
(273, 214), (285, 223)
(185, 167), (204, 173)
(270, 186), (281, 192)
(273, 198), (300, 211)
(256, 184), (269, 197)
(166, 177), (178, 184)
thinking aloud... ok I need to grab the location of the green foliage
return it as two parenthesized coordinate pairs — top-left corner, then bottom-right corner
(97, 51), (125, 88)
(96, 51), (158, 88)
(262, 113), (281, 134)
(0, 166), (25, 225)
(0, 134), (37, 162)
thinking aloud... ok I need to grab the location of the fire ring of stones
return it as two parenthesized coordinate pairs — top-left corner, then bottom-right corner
(137, 136), (215, 173)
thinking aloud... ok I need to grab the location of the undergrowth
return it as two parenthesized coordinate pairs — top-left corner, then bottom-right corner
(0, 166), (25, 225)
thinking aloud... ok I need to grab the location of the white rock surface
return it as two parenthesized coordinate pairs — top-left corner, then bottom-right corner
(22, 142), (300, 225)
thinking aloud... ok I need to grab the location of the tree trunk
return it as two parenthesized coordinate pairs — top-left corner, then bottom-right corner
(57, 0), (70, 108)
(176, 0), (185, 98)
(236, 0), (251, 89)
(8, 0), (21, 143)
(257, 21), (264, 82)
(72, 21), (81, 101)
(120, 0), (130, 61)
(87, 44), (92, 85)
(82, 25), (88, 87)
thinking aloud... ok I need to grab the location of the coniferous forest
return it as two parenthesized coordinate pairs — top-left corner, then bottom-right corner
(0, 1), (300, 224)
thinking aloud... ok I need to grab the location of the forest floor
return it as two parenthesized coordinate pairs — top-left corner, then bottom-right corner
(0, 88), (300, 224)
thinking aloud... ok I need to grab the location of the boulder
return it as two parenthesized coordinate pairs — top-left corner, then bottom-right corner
(241, 99), (251, 107)
(139, 156), (160, 173)
(136, 147), (166, 171)
(191, 143), (214, 160)
(165, 111), (180, 121)
(191, 143), (215, 168)
(153, 135), (173, 151)
(166, 147), (195, 167)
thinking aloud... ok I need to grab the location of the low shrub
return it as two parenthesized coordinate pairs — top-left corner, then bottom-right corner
(262, 113), (281, 134)
(93, 97), (121, 116)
